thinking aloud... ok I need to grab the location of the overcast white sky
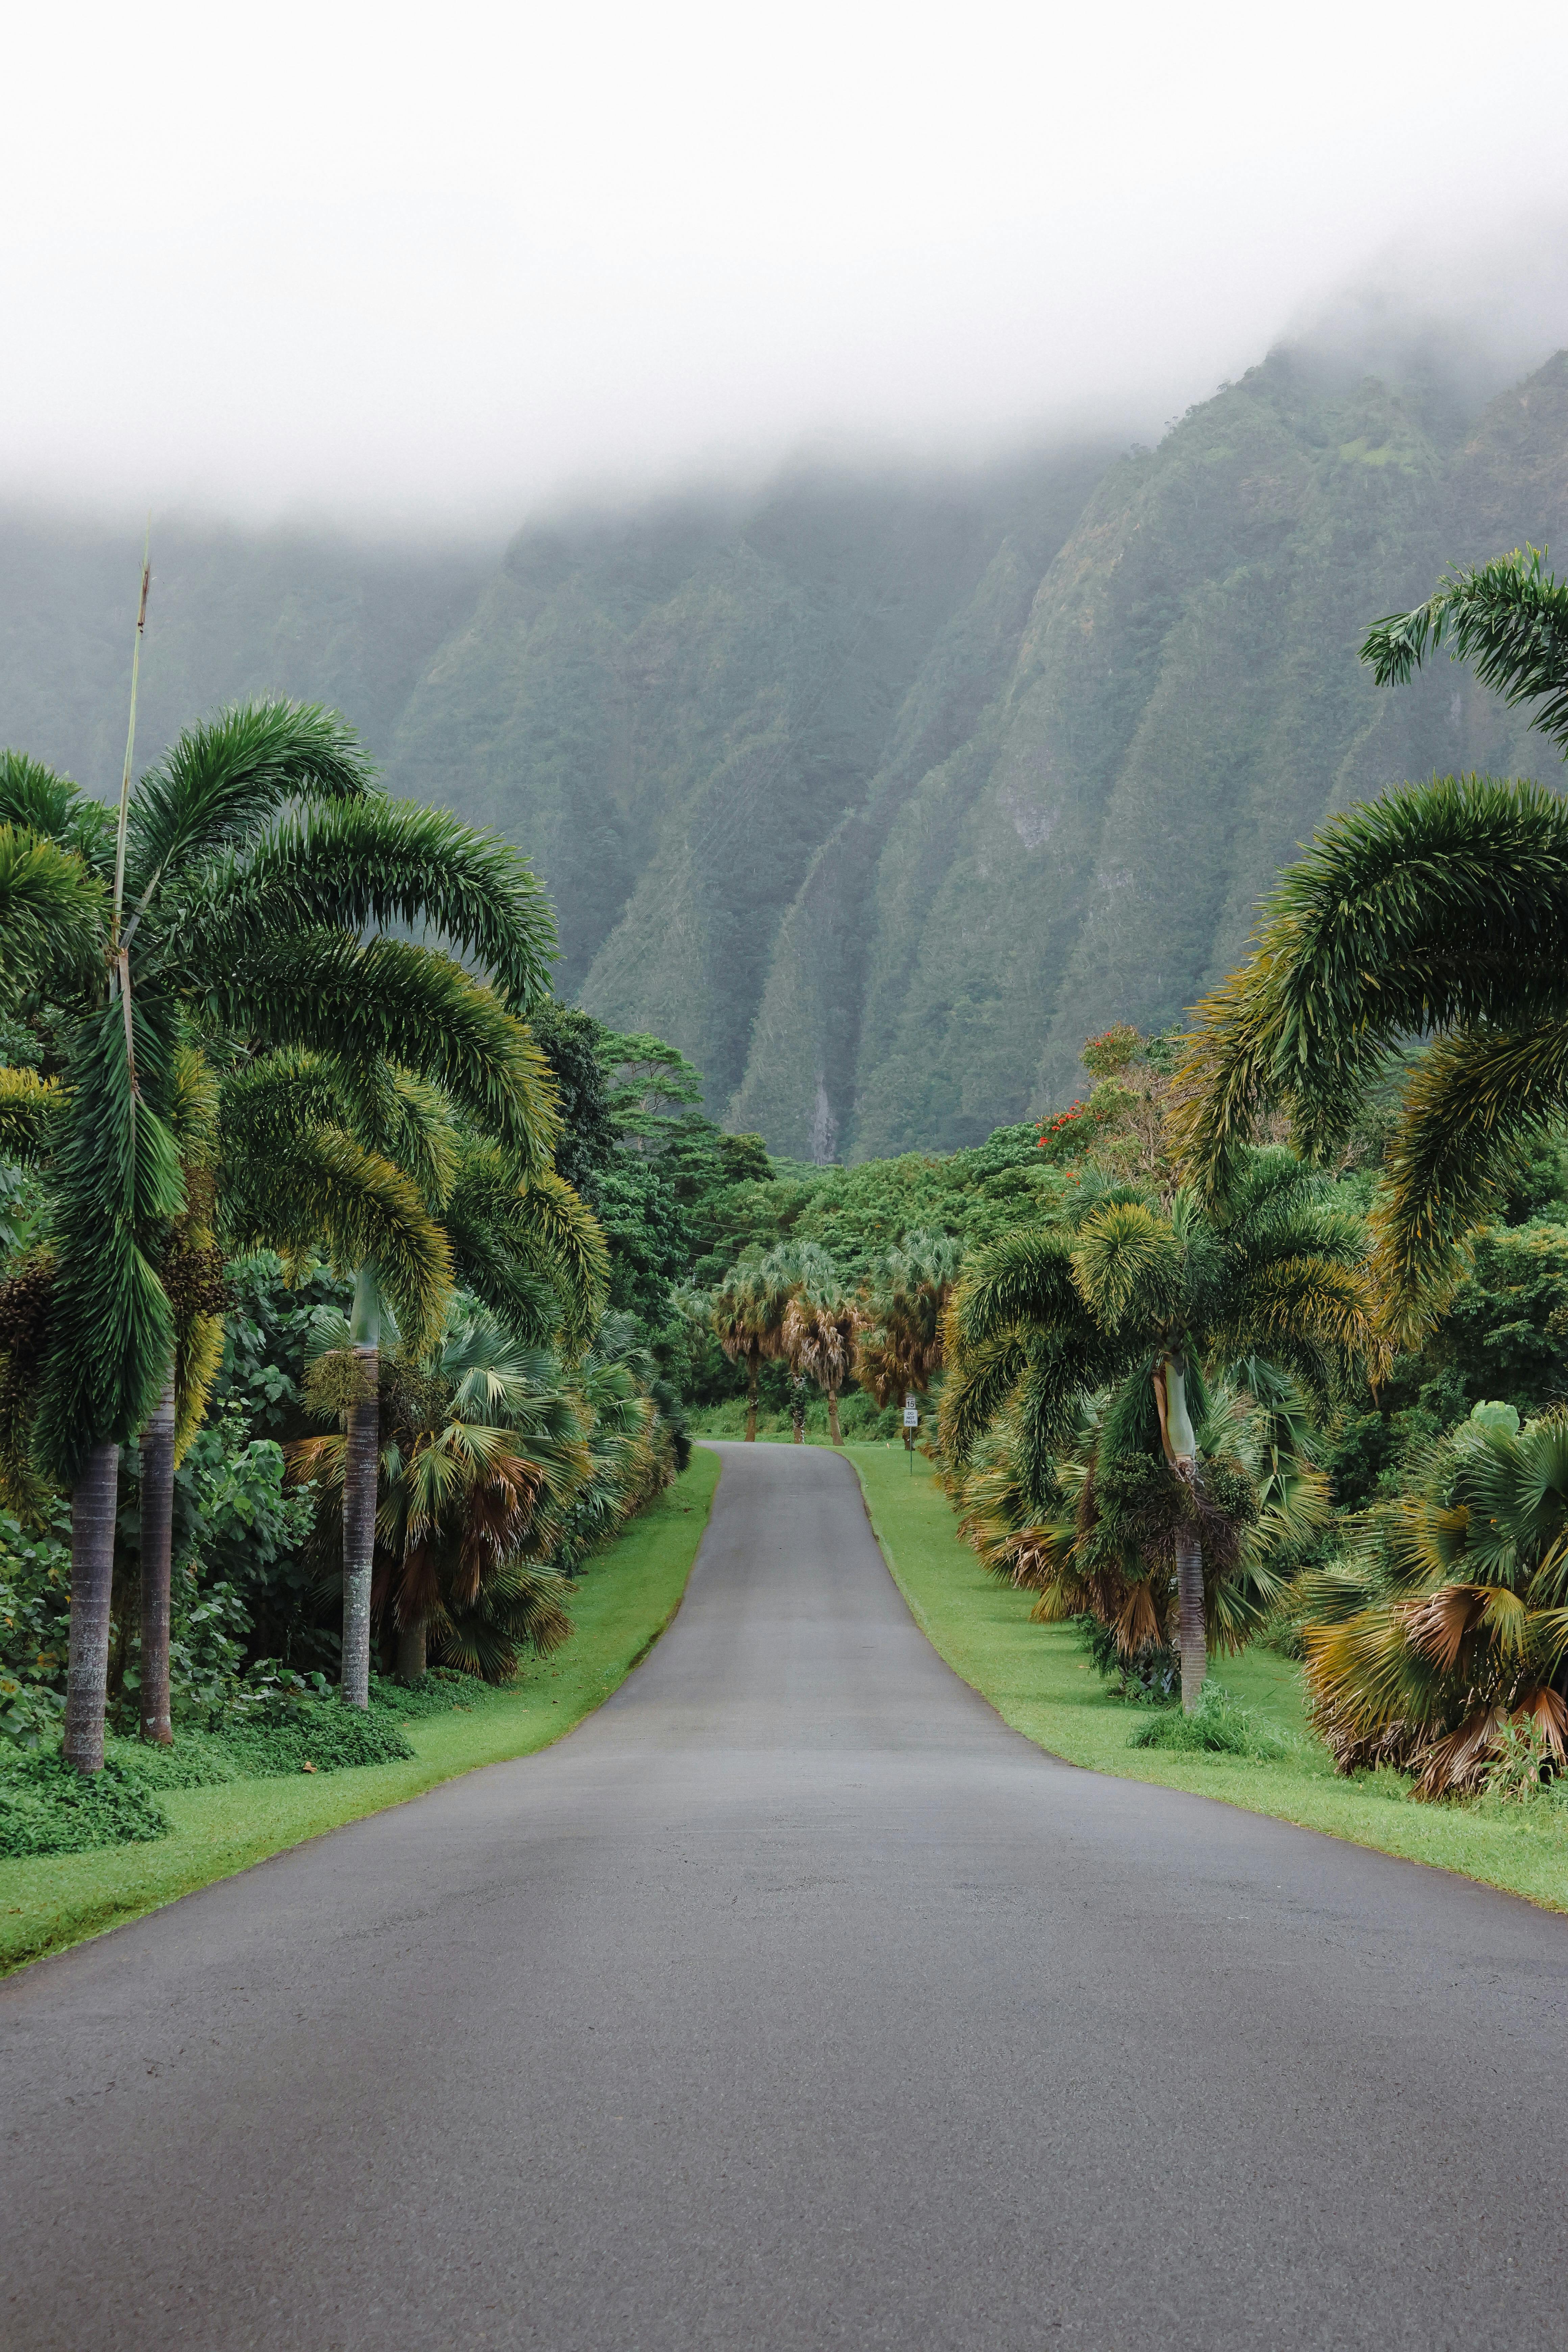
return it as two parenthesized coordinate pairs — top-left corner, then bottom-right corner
(4, 0), (1567, 534)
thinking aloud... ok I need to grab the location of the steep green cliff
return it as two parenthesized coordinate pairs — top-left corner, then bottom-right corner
(3, 339), (1564, 1159)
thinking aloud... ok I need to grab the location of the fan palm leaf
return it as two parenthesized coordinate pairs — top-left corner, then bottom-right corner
(1302, 1408), (1568, 1792)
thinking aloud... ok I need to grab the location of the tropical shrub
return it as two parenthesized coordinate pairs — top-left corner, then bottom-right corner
(1301, 1401), (1568, 1796)
(940, 1155), (1380, 1707)
(0, 1747), (170, 1857)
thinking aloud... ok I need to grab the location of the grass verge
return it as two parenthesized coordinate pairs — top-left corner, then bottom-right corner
(846, 1443), (1568, 1914)
(0, 1448), (720, 1976)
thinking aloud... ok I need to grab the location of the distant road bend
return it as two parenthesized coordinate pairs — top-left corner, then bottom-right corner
(4, 1442), (1564, 2350)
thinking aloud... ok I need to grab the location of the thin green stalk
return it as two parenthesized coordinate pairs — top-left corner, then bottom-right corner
(112, 532), (151, 946)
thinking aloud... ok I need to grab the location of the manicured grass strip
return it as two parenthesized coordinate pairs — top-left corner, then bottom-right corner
(846, 1444), (1568, 1915)
(0, 1449), (720, 1976)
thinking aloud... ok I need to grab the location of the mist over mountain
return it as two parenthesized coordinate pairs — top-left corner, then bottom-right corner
(3, 321), (1565, 1159)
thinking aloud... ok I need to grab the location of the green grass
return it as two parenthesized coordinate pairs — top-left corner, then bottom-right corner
(846, 1445), (1568, 1914)
(0, 1449), (720, 1976)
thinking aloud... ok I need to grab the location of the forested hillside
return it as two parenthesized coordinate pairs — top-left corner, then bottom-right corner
(4, 333), (1565, 1159)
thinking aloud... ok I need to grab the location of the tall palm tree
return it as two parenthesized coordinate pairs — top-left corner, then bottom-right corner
(782, 1278), (858, 1445)
(1301, 1403), (1568, 1795)
(293, 1308), (586, 1685)
(0, 704), (557, 1765)
(962, 1370), (1329, 1681)
(216, 1050), (602, 1705)
(711, 1245), (824, 1441)
(855, 1233), (962, 1410)
(1174, 547), (1568, 1333)
(940, 1158), (1380, 1710)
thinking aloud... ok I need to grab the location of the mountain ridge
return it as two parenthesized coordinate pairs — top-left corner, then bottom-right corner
(2, 333), (1564, 1159)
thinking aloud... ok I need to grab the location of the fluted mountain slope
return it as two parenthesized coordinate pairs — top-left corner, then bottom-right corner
(3, 338), (1563, 1160)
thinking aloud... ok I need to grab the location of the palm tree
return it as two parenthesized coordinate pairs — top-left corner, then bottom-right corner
(0, 704), (557, 1765)
(855, 1233), (962, 1412)
(1174, 548), (1568, 1334)
(216, 1050), (603, 1705)
(940, 1157), (1381, 1710)
(961, 1369), (1329, 1685)
(711, 1246), (823, 1441)
(552, 1316), (669, 1568)
(782, 1279), (858, 1445)
(293, 1308), (585, 1685)
(1301, 1403), (1568, 1795)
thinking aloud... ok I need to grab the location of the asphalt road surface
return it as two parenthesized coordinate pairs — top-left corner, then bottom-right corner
(4, 1442), (1565, 2351)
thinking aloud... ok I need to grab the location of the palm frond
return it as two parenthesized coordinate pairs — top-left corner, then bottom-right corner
(1361, 545), (1568, 752)
(0, 1067), (66, 1168)
(1370, 1021), (1568, 1330)
(0, 824), (106, 1000)
(1071, 1199), (1185, 1331)
(205, 933), (560, 1170)
(33, 1001), (185, 1480)
(195, 798), (557, 1013)
(953, 1227), (1083, 1350)
(1170, 775), (1568, 1196)
(937, 1328), (1028, 1463)
(126, 701), (375, 904)
(220, 1122), (451, 1357)
(0, 754), (115, 867)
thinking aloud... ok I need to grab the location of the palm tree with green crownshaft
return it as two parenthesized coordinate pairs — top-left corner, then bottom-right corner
(1171, 545), (1568, 1336)
(0, 702), (558, 1764)
(218, 1051), (605, 1704)
(940, 1158), (1381, 1710)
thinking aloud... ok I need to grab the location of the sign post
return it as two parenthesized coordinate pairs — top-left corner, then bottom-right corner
(903, 1392), (919, 1474)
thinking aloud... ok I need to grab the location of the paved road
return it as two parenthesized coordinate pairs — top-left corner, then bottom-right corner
(4, 1443), (1564, 2350)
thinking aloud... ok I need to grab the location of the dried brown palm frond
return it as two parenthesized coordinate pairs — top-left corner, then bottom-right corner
(782, 1289), (860, 1443)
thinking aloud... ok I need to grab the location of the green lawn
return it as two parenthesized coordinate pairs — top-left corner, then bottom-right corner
(844, 1441), (1568, 1914)
(0, 1448), (721, 1976)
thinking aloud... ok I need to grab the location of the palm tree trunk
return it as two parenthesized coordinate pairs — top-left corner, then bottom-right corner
(341, 1265), (381, 1709)
(745, 1346), (759, 1443)
(1158, 1352), (1206, 1713)
(396, 1616), (427, 1683)
(828, 1385), (841, 1446)
(63, 1442), (121, 1772)
(138, 1376), (177, 1745)
(1175, 1519), (1206, 1713)
(791, 1375), (806, 1443)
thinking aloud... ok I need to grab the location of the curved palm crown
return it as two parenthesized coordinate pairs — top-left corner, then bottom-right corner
(942, 1157), (1379, 1466)
(0, 702), (560, 1480)
(1177, 550), (1568, 1330)
(1169, 775), (1568, 1327)
(216, 1048), (607, 1353)
(941, 1157), (1380, 1707)
(965, 1369), (1328, 1672)
(1302, 1403), (1568, 1795)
